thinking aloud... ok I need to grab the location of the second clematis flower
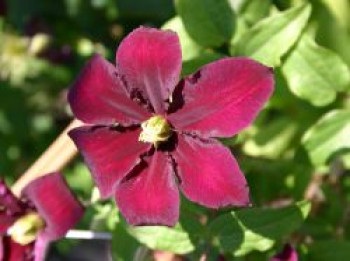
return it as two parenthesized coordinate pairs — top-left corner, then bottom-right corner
(0, 173), (84, 261)
(270, 244), (298, 261)
(68, 27), (274, 226)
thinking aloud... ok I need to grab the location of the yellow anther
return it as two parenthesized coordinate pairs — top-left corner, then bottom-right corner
(8, 212), (45, 245)
(139, 115), (172, 147)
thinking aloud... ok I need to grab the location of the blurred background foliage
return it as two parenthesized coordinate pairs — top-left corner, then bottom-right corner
(0, 0), (350, 260)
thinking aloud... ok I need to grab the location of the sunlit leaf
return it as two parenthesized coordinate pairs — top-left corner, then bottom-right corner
(302, 109), (350, 166)
(233, 4), (311, 66)
(282, 33), (350, 106)
(243, 117), (298, 159)
(127, 223), (195, 254)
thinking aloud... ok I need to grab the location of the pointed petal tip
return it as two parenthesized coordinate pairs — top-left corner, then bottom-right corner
(115, 152), (180, 227)
(173, 135), (251, 209)
(68, 53), (149, 125)
(116, 27), (181, 113)
(169, 57), (274, 138)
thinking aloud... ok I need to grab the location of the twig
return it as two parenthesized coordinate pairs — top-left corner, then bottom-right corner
(304, 173), (324, 201)
(11, 119), (82, 196)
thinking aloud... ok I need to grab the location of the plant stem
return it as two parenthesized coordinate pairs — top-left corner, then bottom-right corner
(304, 173), (324, 201)
(12, 119), (83, 196)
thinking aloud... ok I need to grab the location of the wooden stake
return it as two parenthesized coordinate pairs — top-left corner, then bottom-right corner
(12, 119), (83, 196)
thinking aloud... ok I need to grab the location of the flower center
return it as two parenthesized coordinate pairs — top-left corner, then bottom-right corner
(7, 212), (46, 245)
(139, 115), (172, 147)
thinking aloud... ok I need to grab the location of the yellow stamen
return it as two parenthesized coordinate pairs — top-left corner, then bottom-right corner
(8, 212), (45, 245)
(139, 115), (172, 147)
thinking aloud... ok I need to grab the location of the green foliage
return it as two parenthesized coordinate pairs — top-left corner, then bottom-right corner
(175, 0), (235, 47)
(232, 0), (271, 26)
(127, 224), (195, 254)
(302, 109), (350, 166)
(65, 162), (94, 198)
(282, 34), (350, 106)
(112, 222), (142, 261)
(208, 201), (310, 256)
(233, 4), (311, 66)
(242, 116), (298, 159)
(308, 241), (350, 261)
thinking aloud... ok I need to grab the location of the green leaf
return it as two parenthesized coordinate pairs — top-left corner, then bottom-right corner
(232, 0), (271, 25)
(175, 0), (235, 47)
(302, 109), (350, 166)
(243, 117), (298, 159)
(162, 16), (204, 61)
(233, 4), (311, 66)
(65, 162), (94, 197)
(309, 241), (350, 261)
(127, 223), (195, 254)
(322, 0), (350, 29)
(282, 34), (350, 106)
(208, 201), (310, 256)
(112, 222), (141, 261)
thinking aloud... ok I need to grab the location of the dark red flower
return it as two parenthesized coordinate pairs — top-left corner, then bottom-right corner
(0, 173), (84, 261)
(68, 27), (274, 226)
(270, 244), (298, 261)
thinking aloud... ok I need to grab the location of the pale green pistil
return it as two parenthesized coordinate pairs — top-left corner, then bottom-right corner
(7, 212), (46, 245)
(139, 115), (172, 147)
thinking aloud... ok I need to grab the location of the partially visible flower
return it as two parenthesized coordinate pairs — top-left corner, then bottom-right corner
(270, 244), (298, 261)
(0, 173), (84, 261)
(69, 27), (274, 226)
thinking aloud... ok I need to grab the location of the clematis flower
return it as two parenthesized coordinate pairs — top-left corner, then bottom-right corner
(68, 27), (274, 226)
(0, 172), (84, 261)
(270, 244), (298, 261)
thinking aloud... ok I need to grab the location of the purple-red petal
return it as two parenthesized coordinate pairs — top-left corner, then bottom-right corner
(0, 238), (2, 260)
(0, 237), (34, 261)
(0, 180), (24, 234)
(115, 151), (179, 226)
(68, 54), (151, 125)
(172, 135), (250, 208)
(271, 244), (298, 261)
(33, 236), (48, 261)
(168, 58), (274, 138)
(116, 27), (182, 113)
(22, 173), (84, 241)
(0, 216), (15, 236)
(69, 126), (151, 198)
